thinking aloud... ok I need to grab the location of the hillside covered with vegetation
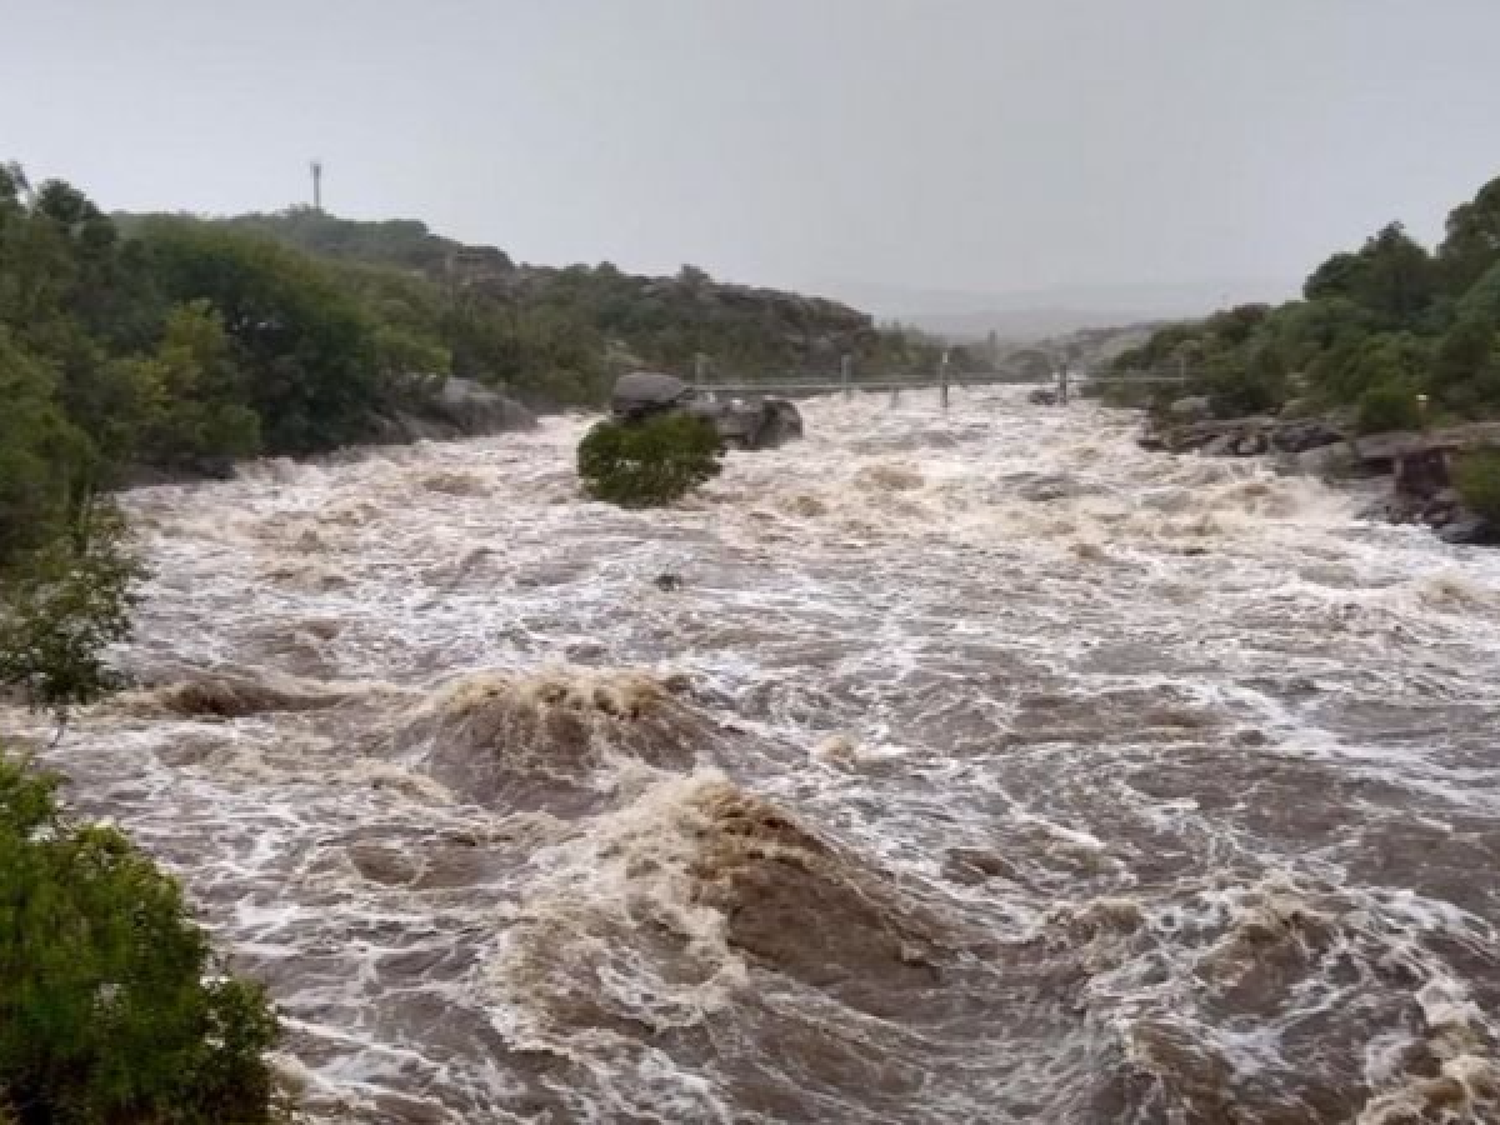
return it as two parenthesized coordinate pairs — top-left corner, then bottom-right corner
(2, 160), (962, 564)
(119, 205), (951, 403)
(1111, 174), (1500, 433)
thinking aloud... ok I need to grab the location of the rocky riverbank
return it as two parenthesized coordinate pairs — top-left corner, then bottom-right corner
(1140, 401), (1500, 545)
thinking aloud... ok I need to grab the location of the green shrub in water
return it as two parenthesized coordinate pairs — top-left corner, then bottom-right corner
(577, 413), (723, 507)
(0, 752), (288, 1124)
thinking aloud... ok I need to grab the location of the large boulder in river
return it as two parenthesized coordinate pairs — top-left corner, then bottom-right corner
(373, 377), (536, 445)
(607, 371), (804, 451)
(427, 378), (536, 434)
(611, 371), (695, 419)
(1167, 396), (1213, 423)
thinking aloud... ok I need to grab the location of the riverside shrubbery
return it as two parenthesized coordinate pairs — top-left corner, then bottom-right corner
(0, 506), (288, 1123)
(577, 414), (723, 507)
(0, 755), (287, 1125)
(1111, 175), (1500, 431)
(1455, 448), (1500, 524)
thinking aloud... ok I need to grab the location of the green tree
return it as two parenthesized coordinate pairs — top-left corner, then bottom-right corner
(1455, 448), (1500, 524)
(0, 507), (143, 735)
(577, 414), (724, 507)
(1305, 223), (1437, 330)
(125, 301), (262, 470)
(1431, 315), (1500, 414)
(0, 754), (287, 1124)
(0, 333), (88, 564)
(1439, 175), (1500, 293)
(136, 221), (385, 453)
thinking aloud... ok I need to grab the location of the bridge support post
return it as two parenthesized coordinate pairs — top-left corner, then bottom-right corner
(841, 354), (852, 401)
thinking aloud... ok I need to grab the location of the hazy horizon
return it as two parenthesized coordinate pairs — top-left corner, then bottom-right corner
(6, 1), (1499, 311)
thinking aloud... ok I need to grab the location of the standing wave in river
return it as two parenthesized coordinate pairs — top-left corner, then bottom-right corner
(6, 389), (1500, 1123)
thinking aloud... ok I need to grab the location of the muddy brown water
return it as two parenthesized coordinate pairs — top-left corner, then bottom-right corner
(5, 390), (1500, 1123)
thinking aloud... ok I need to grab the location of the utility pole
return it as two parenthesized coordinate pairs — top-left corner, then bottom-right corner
(310, 160), (323, 212)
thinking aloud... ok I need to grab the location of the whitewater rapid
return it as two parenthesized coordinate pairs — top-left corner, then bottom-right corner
(9, 389), (1500, 1123)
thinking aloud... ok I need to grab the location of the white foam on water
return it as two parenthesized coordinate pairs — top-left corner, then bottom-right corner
(6, 387), (1500, 1122)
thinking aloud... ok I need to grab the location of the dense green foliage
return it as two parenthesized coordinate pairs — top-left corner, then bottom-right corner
(1, 158), (941, 543)
(577, 414), (724, 507)
(0, 507), (142, 729)
(1113, 176), (1500, 429)
(0, 754), (286, 1124)
(120, 206), (950, 407)
(1455, 448), (1500, 524)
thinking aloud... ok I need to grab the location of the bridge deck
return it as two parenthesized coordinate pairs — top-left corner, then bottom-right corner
(693, 372), (1188, 395)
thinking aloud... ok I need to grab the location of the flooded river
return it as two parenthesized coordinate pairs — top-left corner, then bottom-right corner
(10, 390), (1500, 1123)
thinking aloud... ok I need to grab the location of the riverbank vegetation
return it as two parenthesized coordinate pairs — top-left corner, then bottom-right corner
(0, 514), (290, 1122)
(1110, 175), (1500, 430)
(2, 158), (952, 544)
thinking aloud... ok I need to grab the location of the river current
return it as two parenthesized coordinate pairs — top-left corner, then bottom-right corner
(8, 389), (1500, 1123)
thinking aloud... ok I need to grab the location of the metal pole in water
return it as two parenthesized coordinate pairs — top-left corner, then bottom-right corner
(940, 350), (951, 410)
(1058, 364), (1070, 406)
(841, 354), (852, 401)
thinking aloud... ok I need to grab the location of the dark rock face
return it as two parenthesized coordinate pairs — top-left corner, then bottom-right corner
(1138, 409), (1500, 545)
(1141, 414), (1349, 460)
(375, 378), (537, 445)
(690, 397), (804, 450)
(611, 371), (695, 419)
(427, 378), (537, 434)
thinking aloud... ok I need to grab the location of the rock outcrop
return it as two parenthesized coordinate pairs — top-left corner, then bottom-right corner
(373, 378), (537, 445)
(1141, 405), (1500, 545)
(607, 371), (805, 452)
(1140, 412), (1347, 459)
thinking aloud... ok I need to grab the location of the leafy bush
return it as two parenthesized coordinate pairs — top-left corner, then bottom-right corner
(0, 507), (143, 731)
(577, 414), (723, 507)
(1455, 447), (1500, 523)
(1355, 380), (1425, 434)
(0, 753), (287, 1124)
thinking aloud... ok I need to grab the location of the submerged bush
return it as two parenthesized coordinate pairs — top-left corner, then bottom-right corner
(0, 752), (287, 1124)
(577, 413), (723, 507)
(1455, 447), (1500, 524)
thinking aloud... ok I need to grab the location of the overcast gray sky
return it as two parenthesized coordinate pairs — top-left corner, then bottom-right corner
(5, 0), (1499, 309)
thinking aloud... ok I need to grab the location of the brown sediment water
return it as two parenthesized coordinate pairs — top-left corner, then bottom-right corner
(5, 388), (1500, 1123)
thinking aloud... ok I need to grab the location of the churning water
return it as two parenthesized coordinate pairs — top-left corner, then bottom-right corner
(9, 389), (1500, 1123)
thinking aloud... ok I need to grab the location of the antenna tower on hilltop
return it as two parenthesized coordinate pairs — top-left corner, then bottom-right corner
(310, 160), (323, 212)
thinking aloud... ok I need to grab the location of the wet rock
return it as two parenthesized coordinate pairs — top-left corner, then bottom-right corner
(1167, 395), (1213, 422)
(1293, 442), (1354, 478)
(653, 573), (684, 591)
(128, 669), (354, 718)
(1142, 413), (1346, 459)
(611, 370), (694, 418)
(941, 847), (1022, 886)
(1438, 516), (1498, 545)
(395, 668), (710, 815)
(375, 377), (536, 445)
(686, 783), (948, 1009)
